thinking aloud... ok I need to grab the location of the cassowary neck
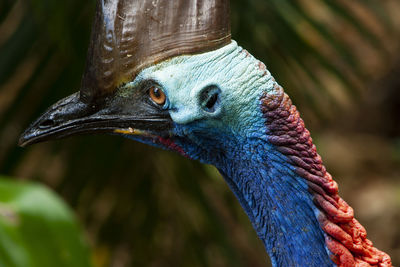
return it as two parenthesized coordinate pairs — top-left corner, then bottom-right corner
(212, 53), (391, 266)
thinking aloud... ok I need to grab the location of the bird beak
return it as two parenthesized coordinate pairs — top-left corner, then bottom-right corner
(18, 92), (172, 147)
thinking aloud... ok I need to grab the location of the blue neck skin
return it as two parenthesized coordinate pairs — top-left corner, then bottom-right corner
(212, 137), (334, 266)
(129, 124), (334, 266)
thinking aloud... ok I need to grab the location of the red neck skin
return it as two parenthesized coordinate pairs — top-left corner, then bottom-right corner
(260, 77), (392, 267)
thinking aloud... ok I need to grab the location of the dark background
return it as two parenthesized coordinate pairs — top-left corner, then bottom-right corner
(1, 0), (400, 266)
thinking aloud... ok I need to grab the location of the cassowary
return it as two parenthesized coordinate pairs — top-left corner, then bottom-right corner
(19, 0), (392, 266)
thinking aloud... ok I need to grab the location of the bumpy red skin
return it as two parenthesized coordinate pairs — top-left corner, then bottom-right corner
(158, 136), (189, 158)
(259, 71), (392, 266)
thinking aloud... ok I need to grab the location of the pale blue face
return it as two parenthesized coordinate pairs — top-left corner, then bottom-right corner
(118, 41), (276, 163)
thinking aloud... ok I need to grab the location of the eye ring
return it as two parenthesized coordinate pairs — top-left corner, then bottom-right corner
(149, 86), (166, 105)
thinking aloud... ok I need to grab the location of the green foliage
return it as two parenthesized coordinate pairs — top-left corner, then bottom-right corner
(0, 177), (91, 267)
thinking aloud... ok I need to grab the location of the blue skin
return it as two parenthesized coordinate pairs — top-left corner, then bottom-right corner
(119, 41), (335, 266)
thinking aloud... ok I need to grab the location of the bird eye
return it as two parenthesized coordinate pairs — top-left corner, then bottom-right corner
(149, 86), (166, 105)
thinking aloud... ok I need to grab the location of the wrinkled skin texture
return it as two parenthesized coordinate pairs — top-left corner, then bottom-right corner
(118, 41), (391, 266)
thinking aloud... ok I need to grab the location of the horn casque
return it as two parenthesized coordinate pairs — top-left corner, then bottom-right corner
(80, 0), (231, 103)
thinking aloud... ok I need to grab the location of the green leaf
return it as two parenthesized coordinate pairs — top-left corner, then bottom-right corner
(0, 177), (91, 267)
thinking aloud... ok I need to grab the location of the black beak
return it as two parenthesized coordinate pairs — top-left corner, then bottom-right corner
(19, 92), (172, 147)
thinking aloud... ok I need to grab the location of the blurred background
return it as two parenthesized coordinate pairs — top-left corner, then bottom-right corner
(1, 0), (400, 266)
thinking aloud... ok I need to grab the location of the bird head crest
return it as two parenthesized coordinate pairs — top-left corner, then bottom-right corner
(80, 0), (231, 103)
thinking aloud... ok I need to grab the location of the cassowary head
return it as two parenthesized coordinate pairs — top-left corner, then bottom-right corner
(19, 0), (261, 166)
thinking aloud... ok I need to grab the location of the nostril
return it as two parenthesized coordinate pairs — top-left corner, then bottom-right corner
(39, 119), (55, 129)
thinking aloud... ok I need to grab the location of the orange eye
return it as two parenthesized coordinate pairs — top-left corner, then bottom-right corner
(149, 86), (166, 105)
